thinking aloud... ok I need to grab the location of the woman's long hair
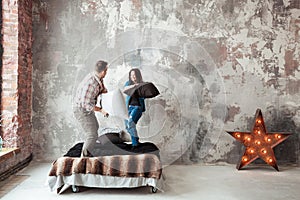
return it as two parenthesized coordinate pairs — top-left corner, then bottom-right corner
(128, 68), (143, 85)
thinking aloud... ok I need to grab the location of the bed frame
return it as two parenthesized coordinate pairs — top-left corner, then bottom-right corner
(46, 144), (164, 194)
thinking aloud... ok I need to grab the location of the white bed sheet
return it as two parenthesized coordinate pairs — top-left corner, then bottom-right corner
(47, 173), (165, 194)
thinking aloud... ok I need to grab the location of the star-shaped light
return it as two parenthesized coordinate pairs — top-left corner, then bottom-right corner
(227, 109), (291, 171)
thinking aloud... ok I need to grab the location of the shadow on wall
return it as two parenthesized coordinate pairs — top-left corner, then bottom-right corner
(264, 104), (300, 165)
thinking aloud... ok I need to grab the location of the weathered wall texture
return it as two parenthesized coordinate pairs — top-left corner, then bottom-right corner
(32, 0), (300, 166)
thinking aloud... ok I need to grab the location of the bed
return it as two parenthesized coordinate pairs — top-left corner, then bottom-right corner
(46, 141), (164, 194)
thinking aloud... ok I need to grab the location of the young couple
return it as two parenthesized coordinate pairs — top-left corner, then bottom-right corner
(73, 60), (146, 157)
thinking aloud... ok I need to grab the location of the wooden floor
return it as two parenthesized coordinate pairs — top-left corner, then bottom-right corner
(0, 175), (29, 198)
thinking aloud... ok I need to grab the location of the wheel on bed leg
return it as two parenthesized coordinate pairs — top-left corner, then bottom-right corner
(71, 185), (79, 193)
(151, 186), (158, 193)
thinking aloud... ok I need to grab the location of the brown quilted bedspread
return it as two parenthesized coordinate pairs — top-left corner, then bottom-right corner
(48, 153), (162, 179)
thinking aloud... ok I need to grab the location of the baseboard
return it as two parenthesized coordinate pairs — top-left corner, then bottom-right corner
(0, 154), (33, 181)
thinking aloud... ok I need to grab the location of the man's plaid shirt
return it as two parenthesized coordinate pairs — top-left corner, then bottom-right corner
(73, 72), (105, 112)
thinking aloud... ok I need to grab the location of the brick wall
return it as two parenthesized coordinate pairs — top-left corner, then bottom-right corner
(0, 0), (33, 176)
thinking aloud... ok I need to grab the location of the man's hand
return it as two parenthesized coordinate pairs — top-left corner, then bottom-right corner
(101, 109), (109, 117)
(103, 112), (109, 118)
(94, 106), (109, 117)
(94, 106), (102, 112)
(102, 88), (108, 93)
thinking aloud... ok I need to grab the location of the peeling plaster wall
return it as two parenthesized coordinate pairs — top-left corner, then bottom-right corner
(32, 0), (300, 166)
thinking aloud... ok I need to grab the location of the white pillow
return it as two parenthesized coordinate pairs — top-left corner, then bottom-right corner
(100, 89), (128, 119)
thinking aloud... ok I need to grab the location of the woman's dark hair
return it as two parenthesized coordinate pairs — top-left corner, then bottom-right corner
(128, 68), (143, 85)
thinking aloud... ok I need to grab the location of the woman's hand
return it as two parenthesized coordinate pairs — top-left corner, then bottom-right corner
(124, 84), (135, 91)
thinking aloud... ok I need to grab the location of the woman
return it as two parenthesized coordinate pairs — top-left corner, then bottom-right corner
(124, 68), (145, 148)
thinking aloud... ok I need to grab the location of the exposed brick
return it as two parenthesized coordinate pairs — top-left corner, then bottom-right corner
(1, 0), (33, 176)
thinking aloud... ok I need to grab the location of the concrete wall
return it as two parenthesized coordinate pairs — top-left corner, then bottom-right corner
(32, 0), (300, 166)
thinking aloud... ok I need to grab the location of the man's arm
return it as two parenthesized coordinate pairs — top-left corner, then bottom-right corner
(94, 106), (109, 117)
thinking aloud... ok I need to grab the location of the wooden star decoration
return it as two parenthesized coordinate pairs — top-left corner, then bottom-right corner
(226, 109), (291, 171)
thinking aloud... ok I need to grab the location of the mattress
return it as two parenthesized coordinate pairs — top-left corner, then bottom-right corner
(46, 142), (164, 194)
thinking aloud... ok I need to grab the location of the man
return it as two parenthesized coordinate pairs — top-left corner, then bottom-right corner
(73, 60), (109, 157)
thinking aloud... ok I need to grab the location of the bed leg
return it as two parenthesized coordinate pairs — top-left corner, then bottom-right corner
(56, 185), (63, 194)
(71, 185), (80, 193)
(150, 186), (158, 193)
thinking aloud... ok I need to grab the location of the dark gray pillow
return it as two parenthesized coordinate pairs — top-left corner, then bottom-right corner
(98, 133), (124, 144)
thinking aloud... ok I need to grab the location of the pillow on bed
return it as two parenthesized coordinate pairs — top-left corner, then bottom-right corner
(98, 133), (124, 144)
(97, 127), (127, 144)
